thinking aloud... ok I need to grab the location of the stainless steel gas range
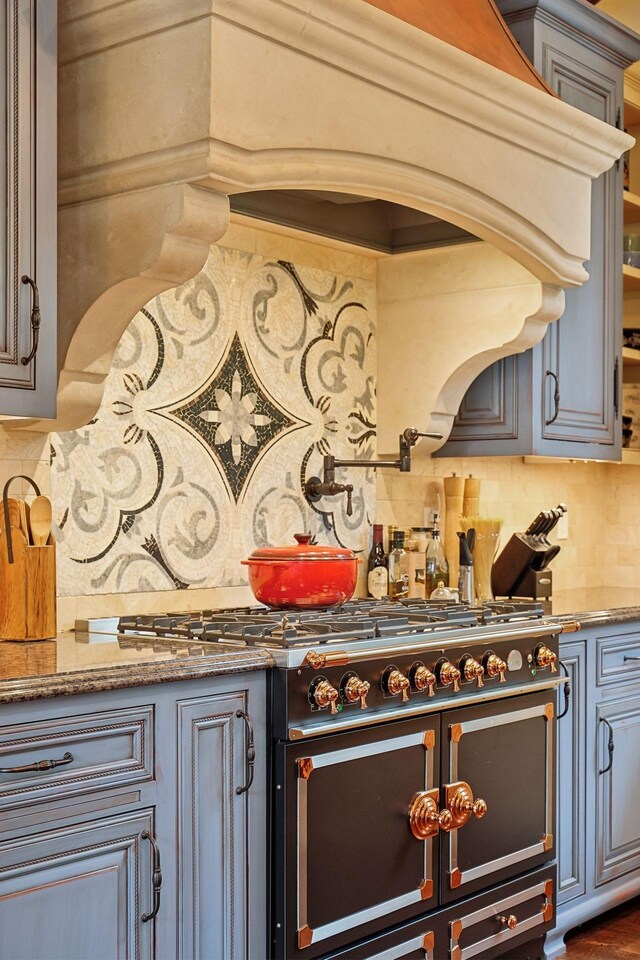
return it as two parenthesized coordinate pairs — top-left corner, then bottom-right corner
(80, 599), (577, 960)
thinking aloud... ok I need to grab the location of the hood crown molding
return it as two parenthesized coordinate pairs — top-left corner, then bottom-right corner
(42, 0), (632, 436)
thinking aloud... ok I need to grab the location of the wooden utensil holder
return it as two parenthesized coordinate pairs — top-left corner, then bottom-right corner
(0, 476), (56, 640)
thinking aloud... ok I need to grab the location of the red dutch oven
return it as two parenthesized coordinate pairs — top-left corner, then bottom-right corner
(241, 534), (359, 609)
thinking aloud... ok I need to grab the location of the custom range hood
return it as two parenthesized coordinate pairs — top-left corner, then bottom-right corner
(48, 0), (630, 446)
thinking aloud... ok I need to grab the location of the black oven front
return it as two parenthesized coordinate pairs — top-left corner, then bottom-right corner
(271, 689), (556, 960)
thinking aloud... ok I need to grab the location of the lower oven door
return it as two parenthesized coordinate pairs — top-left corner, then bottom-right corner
(273, 716), (439, 960)
(440, 689), (556, 903)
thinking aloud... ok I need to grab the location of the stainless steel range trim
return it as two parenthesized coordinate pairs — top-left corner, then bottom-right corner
(451, 879), (549, 960)
(274, 620), (575, 669)
(296, 730), (433, 947)
(448, 702), (555, 889)
(288, 678), (566, 740)
(369, 934), (435, 960)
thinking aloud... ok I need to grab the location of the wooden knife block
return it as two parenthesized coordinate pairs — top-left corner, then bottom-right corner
(0, 512), (56, 640)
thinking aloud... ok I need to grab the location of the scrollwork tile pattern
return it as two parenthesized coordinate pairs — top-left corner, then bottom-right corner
(51, 246), (376, 597)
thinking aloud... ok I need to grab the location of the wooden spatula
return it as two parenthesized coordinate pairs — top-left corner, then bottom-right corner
(30, 495), (52, 547)
(18, 499), (31, 545)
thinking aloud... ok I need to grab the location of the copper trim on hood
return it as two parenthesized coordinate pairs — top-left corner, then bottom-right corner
(361, 0), (555, 95)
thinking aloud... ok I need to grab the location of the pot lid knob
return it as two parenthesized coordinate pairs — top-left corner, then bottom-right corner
(294, 533), (313, 545)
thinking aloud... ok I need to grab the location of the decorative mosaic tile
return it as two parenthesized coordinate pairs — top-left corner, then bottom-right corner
(51, 246), (377, 597)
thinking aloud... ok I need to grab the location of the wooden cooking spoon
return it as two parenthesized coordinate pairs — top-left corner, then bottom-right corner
(30, 496), (52, 547)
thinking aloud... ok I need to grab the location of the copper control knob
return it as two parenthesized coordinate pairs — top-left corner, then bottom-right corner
(386, 669), (410, 702)
(497, 915), (518, 930)
(314, 680), (339, 714)
(462, 656), (484, 688)
(438, 661), (461, 693)
(534, 644), (558, 674)
(484, 652), (507, 683)
(344, 676), (370, 709)
(413, 665), (437, 697)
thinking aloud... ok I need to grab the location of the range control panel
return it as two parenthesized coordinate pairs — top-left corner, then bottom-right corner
(271, 634), (561, 741)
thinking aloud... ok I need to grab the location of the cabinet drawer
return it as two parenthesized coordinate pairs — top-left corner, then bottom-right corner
(0, 705), (154, 810)
(448, 874), (554, 960)
(596, 631), (640, 687)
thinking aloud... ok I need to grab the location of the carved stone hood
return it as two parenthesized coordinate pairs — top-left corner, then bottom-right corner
(49, 0), (631, 447)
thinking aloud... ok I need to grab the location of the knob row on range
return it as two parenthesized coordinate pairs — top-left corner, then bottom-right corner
(308, 644), (557, 714)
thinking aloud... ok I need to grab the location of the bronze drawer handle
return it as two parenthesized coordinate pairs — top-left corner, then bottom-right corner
(623, 656), (640, 662)
(545, 370), (560, 426)
(141, 831), (162, 922)
(236, 709), (255, 795)
(598, 717), (614, 775)
(20, 275), (41, 366)
(0, 751), (73, 773)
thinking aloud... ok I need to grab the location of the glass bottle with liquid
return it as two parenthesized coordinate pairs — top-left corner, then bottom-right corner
(388, 530), (409, 601)
(367, 523), (389, 599)
(424, 515), (449, 598)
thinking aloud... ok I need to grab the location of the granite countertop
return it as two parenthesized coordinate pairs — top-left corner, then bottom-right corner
(0, 629), (275, 704)
(551, 588), (640, 627)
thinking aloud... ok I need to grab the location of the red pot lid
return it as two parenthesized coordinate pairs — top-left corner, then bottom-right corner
(248, 533), (356, 562)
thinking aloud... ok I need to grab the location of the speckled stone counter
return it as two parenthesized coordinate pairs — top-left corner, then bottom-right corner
(552, 588), (640, 628)
(0, 630), (274, 704)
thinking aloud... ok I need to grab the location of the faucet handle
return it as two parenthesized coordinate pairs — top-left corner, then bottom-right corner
(345, 484), (353, 517)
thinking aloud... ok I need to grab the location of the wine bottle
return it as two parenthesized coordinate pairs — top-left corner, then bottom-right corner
(367, 524), (389, 599)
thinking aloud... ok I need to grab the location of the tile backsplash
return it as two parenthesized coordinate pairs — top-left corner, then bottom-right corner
(51, 234), (377, 601)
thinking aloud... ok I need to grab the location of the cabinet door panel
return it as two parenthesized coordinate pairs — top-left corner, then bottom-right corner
(177, 691), (248, 960)
(0, 0), (56, 418)
(596, 694), (640, 885)
(556, 641), (586, 904)
(538, 48), (619, 451)
(0, 809), (153, 960)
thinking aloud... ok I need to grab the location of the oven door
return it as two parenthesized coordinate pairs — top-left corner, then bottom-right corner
(439, 690), (555, 904)
(273, 716), (440, 960)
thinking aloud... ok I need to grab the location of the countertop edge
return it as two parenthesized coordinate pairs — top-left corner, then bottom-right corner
(552, 606), (640, 629)
(0, 649), (276, 704)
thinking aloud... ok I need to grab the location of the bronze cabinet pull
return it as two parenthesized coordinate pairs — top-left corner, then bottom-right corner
(141, 831), (162, 922)
(545, 370), (560, 426)
(20, 275), (41, 366)
(236, 709), (255, 795)
(598, 716), (615, 775)
(0, 751), (73, 773)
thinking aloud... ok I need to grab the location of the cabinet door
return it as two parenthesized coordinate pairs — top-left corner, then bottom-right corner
(0, 0), (56, 418)
(175, 691), (251, 960)
(441, 6), (624, 460)
(596, 692), (640, 885)
(556, 640), (587, 905)
(534, 42), (621, 457)
(0, 809), (154, 960)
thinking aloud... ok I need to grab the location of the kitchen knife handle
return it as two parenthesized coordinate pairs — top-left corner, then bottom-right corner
(545, 370), (560, 426)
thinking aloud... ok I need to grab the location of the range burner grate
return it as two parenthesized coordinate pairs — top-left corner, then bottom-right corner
(112, 598), (544, 649)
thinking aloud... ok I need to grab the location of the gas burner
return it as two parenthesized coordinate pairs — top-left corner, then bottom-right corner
(89, 598), (547, 651)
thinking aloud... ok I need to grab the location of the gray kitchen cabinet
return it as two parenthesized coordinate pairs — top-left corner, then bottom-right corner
(556, 639), (587, 907)
(595, 693), (640, 886)
(440, 0), (640, 461)
(0, 671), (267, 960)
(0, 0), (57, 418)
(0, 809), (155, 960)
(174, 690), (260, 960)
(546, 620), (640, 959)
